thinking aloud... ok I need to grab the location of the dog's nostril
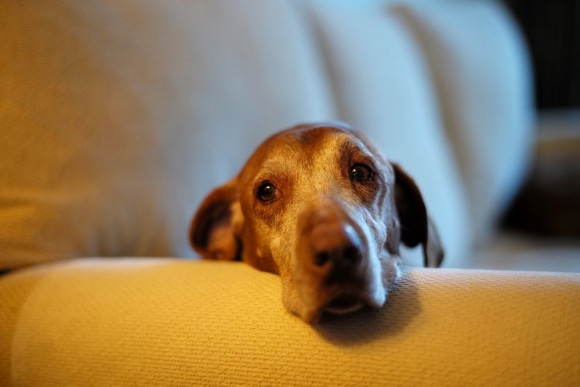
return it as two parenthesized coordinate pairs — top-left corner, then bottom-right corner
(314, 252), (330, 267)
(342, 245), (361, 263)
(313, 245), (361, 268)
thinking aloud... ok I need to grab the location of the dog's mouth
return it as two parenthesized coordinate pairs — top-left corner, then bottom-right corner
(323, 293), (365, 315)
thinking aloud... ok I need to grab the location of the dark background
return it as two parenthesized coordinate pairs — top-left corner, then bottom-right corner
(502, 1), (580, 239)
(506, 0), (580, 109)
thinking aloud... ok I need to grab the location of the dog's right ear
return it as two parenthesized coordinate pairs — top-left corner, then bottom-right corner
(189, 179), (244, 261)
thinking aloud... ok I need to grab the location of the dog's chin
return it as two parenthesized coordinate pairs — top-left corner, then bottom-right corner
(299, 288), (386, 323)
(323, 293), (365, 315)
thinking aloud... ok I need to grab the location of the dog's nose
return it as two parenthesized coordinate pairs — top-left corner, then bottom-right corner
(313, 243), (361, 268)
(310, 223), (363, 273)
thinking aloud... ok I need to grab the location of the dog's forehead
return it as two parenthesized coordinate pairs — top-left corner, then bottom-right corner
(240, 124), (394, 183)
(248, 126), (383, 168)
(269, 127), (347, 163)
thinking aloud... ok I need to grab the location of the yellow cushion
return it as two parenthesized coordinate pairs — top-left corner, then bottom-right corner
(1, 259), (578, 385)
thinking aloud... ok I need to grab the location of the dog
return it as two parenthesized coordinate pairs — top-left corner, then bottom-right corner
(190, 122), (443, 323)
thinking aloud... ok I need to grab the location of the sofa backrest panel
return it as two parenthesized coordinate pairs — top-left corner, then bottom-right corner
(0, 0), (335, 269)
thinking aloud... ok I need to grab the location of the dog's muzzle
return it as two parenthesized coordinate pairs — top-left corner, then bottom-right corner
(300, 209), (378, 315)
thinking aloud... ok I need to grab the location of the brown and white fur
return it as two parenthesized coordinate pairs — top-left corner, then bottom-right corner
(190, 123), (443, 323)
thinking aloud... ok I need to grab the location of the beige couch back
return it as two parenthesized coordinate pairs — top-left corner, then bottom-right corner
(0, 0), (533, 270)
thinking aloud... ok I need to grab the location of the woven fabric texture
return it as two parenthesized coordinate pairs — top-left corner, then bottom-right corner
(1, 259), (578, 386)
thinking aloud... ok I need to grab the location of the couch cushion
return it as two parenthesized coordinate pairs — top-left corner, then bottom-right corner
(0, 0), (334, 269)
(1, 259), (579, 385)
(309, 5), (472, 267)
(393, 2), (535, 242)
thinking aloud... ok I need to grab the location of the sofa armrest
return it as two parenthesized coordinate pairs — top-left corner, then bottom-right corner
(1, 259), (578, 385)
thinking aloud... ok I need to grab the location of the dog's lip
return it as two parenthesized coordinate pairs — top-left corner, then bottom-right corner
(323, 293), (364, 315)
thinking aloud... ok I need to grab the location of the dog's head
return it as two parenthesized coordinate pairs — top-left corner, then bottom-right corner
(190, 123), (443, 322)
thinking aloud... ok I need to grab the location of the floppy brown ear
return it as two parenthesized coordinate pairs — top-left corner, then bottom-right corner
(190, 179), (244, 261)
(392, 163), (444, 268)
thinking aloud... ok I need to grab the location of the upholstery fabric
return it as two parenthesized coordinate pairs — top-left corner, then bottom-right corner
(1, 259), (579, 386)
(310, 5), (471, 267)
(393, 2), (535, 241)
(0, 0), (334, 270)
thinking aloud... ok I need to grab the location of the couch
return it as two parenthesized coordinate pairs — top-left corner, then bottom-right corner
(1, 0), (579, 385)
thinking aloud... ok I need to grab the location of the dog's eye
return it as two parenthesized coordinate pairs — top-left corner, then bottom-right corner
(350, 163), (374, 182)
(257, 182), (277, 202)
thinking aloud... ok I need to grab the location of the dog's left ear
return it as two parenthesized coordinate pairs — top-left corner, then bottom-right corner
(190, 178), (244, 261)
(392, 163), (444, 268)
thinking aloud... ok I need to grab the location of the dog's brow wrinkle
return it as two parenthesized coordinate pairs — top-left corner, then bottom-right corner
(258, 157), (295, 178)
(341, 139), (357, 154)
(340, 138), (374, 160)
